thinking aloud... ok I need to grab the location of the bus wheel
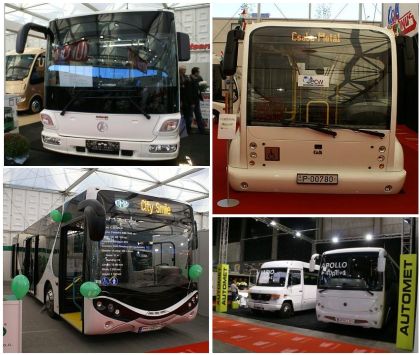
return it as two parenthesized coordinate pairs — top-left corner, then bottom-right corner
(45, 285), (56, 318)
(30, 97), (42, 114)
(279, 302), (293, 318)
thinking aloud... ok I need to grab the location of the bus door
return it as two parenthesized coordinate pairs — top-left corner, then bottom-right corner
(59, 219), (85, 332)
(287, 269), (303, 311)
(23, 236), (39, 294)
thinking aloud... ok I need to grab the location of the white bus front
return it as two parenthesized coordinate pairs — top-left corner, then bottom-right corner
(316, 248), (398, 328)
(225, 23), (406, 194)
(16, 11), (190, 160)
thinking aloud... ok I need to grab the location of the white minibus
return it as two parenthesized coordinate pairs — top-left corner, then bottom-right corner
(247, 260), (319, 317)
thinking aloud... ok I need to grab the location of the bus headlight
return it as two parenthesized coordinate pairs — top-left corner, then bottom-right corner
(160, 119), (179, 132)
(271, 294), (281, 300)
(107, 303), (115, 313)
(96, 301), (106, 311)
(114, 309), (120, 317)
(41, 113), (56, 128)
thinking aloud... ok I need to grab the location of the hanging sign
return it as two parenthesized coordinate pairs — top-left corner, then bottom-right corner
(218, 114), (237, 140)
(396, 254), (417, 351)
(383, 3), (418, 36)
(215, 264), (229, 313)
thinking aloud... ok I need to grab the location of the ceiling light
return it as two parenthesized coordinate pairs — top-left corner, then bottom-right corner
(270, 220), (277, 226)
(295, 231), (301, 237)
(332, 236), (339, 243)
(365, 233), (373, 241)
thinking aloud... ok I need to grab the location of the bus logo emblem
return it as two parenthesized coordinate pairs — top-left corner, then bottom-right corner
(115, 199), (129, 208)
(97, 121), (108, 132)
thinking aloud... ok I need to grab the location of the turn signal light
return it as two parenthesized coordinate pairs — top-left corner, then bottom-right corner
(160, 119), (179, 132)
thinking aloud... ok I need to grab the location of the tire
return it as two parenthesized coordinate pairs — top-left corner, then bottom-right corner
(30, 97), (42, 114)
(44, 284), (57, 318)
(279, 302), (294, 318)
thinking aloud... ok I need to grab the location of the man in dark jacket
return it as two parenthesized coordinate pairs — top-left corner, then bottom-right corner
(190, 67), (206, 134)
(179, 65), (194, 134)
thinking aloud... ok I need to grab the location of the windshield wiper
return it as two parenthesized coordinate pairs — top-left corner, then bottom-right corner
(345, 128), (385, 138)
(364, 287), (374, 296)
(318, 288), (327, 293)
(129, 98), (151, 119)
(60, 91), (83, 116)
(282, 121), (337, 138)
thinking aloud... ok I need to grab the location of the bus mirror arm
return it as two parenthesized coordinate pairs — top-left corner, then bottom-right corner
(16, 23), (54, 54)
(309, 253), (319, 272)
(77, 199), (106, 242)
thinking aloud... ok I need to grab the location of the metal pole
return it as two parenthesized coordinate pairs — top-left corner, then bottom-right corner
(257, 3), (261, 22)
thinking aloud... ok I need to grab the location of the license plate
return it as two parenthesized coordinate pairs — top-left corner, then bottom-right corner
(254, 304), (264, 310)
(138, 325), (163, 333)
(86, 140), (120, 153)
(296, 174), (338, 185)
(337, 318), (354, 325)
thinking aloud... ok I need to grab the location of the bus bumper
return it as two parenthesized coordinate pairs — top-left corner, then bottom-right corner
(228, 166), (406, 194)
(41, 130), (179, 161)
(247, 300), (282, 312)
(316, 307), (382, 328)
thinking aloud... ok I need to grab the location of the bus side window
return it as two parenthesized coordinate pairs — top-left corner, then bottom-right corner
(31, 55), (45, 84)
(303, 271), (318, 285)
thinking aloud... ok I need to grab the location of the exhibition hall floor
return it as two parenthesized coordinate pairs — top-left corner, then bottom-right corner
(4, 282), (209, 353)
(15, 113), (210, 166)
(213, 123), (418, 214)
(213, 313), (396, 353)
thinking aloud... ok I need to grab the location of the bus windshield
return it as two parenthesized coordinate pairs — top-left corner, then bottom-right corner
(45, 11), (178, 114)
(257, 267), (287, 287)
(6, 54), (35, 81)
(247, 27), (391, 130)
(318, 252), (383, 291)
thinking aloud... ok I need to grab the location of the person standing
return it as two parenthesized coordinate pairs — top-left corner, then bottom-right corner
(179, 65), (194, 134)
(230, 279), (239, 302)
(190, 67), (207, 134)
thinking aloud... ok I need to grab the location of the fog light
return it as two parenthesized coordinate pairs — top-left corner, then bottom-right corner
(240, 182), (248, 189)
(249, 160), (255, 166)
(379, 146), (386, 153)
(250, 152), (257, 158)
(379, 164), (384, 169)
(378, 155), (385, 162)
(42, 135), (61, 145)
(249, 142), (257, 150)
(385, 185), (392, 192)
(149, 144), (177, 153)
(104, 321), (113, 329)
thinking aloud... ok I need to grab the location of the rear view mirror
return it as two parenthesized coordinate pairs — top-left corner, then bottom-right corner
(222, 29), (244, 76)
(177, 32), (190, 62)
(77, 199), (106, 241)
(16, 23), (53, 54)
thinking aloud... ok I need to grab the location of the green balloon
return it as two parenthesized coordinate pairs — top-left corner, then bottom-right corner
(61, 212), (72, 223)
(11, 275), (30, 300)
(50, 210), (62, 223)
(80, 282), (101, 299)
(188, 264), (203, 280)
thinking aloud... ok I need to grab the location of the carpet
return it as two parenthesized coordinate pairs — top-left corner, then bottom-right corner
(213, 315), (387, 353)
(213, 124), (418, 214)
(148, 341), (209, 353)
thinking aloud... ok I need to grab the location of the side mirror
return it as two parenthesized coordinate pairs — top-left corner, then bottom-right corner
(16, 23), (53, 54)
(396, 35), (416, 77)
(377, 256), (386, 273)
(222, 29), (244, 77)
(191, 221), (198, 250)
(309, 253), (319, 272)
(77, 199), (106, 242)
(177, 32), (190, 62)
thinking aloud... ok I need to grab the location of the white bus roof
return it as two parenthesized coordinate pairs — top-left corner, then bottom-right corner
(50, 9), (174, 22)
(261, 260), (319, 270)
(322, 247), (386, 255)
